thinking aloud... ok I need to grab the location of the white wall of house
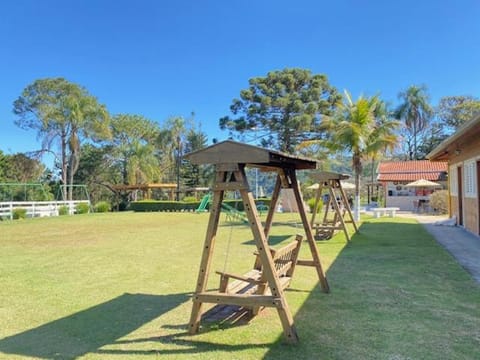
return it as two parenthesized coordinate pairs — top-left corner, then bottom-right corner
(384, 181), (441, 211)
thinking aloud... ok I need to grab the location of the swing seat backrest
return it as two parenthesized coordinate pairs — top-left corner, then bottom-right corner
(217, 234), (303, 295)
(269, 234), (303, 278)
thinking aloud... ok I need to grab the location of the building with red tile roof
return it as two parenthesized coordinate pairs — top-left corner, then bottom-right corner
(376, 160), (448, 211)
(377, 160), (448, 182)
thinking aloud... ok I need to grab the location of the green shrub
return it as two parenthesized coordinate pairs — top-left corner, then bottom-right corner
(130, 200), (199, 212)
(12, 208), (27, 220)
(75, 203), (90, 214)
(58, 206), (69, 216)
(182, 196), (197, 203)
(429, 190), (448, 214)
(307, 198), (323, 213)
(130, 198), (272, 212)
(95, 201), (111, 213)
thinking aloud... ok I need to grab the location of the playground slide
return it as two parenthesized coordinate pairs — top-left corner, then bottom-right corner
(196, 194), (211, 212)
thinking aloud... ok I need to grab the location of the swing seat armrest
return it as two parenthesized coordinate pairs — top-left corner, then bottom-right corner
(215, 270), (263, 285)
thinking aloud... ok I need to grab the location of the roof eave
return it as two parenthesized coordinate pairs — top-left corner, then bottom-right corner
(427, 113), (480, 161)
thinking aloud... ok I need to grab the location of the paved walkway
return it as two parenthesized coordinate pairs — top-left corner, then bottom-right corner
(398, 212), (480, 284)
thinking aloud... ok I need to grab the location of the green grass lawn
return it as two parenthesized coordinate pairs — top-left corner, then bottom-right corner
(0, 212), (479, 359)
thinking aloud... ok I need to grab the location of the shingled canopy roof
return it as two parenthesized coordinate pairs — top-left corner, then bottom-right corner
(184, 140), (319, 170)
(310, 171), (350, 182)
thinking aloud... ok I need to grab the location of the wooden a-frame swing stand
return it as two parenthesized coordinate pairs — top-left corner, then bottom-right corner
(185, 141), (329, 344)
(310, 172), (358, 241)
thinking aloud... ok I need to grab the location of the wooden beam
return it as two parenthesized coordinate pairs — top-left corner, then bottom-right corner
(213, 181), (249, 191)
(337, 179), (358, 232)
(328, 184), (350, 242)
(195, 293), (281, 307)
(285, 168), (330, 293)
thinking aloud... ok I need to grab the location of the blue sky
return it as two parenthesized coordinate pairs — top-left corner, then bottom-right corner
(1, 0), (480, 161)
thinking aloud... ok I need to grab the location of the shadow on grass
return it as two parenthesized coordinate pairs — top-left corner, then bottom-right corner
(0, 292), (189, 359)
(242, 234), (293, 246)
(260, 219), (480, 359)
(93, 332), (269, 356)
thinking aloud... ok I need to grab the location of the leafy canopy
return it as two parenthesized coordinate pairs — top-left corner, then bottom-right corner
(220, 68), (341, 153)
(394, 85), (433, 160)
(436, 95), (480, 131)
(12, 77), (110, 198)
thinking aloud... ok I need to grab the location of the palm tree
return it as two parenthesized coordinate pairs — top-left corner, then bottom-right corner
(319, 92), (399, 221)
(298, 92), (398, 220)
(330, 92), (378, 221)
(395, 85), (433, 160)
(126, 140), (160, 185)
(365, 100), (399, 202)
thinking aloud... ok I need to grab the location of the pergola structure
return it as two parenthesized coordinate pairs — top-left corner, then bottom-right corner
(111, 183), (177, 200)
(310, 172), (358, 241)
(185, 140), (329, 344)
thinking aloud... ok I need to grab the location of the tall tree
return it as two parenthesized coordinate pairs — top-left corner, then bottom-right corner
(394, 85), (433, 160)
(108, 114), (161, 185)
(5, 153), (45, 183)
(75, 144), (118, 203)
(182, 127), (210, 188)
(0, 150), (7, 182)
(13, 78), (110, 199)
(157, 116), (187, 185)
(219, 68), (341, 153)
(436, 95), (480, 131)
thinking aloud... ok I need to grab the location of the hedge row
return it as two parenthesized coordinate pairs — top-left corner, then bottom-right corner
(130, 198), (272, 212)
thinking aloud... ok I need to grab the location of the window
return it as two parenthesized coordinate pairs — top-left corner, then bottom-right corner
(464, 160), (477, 198)
(450, 165), (458, 196)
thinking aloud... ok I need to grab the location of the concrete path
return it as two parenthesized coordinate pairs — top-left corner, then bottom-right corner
(398, 212), (480, 284)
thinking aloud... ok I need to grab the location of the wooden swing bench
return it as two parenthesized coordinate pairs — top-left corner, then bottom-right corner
(216, 234), (303, 297)
(186, 141), (331, 343)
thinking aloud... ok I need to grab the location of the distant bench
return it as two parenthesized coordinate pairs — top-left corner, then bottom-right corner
(372, 207), (400, 218)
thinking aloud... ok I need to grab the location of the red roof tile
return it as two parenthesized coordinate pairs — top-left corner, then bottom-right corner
(377, 160), (447, 182)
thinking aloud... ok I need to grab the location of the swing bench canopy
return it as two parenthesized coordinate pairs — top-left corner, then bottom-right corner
(185, 140), (319, 170)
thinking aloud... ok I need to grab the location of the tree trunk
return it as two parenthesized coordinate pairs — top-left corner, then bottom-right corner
(68, 131), (80, 201)
(413, 120), (417, 160)
(354, 171), (361, 222)
(353, 154), (362, 222)
(370, 158), (375, 204)
(61, 130), (68, 201)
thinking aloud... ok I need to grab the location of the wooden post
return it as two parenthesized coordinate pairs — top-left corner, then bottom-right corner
(263, 174), (282, 239)
(188, 169), (225, 334)
(310, 182), (324, 228)
(328, 185), (350, 242)
(285, 168), (330, 293)
(336, 180), (358, 232)
(235, 166), (299, 343)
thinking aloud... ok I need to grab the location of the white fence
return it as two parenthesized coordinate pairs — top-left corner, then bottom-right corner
(0, 200), (91, 220)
